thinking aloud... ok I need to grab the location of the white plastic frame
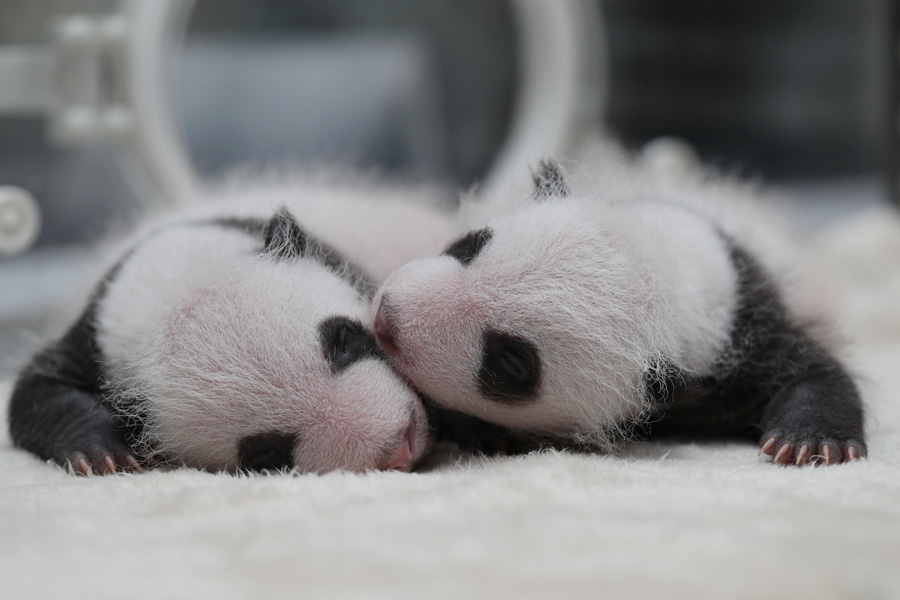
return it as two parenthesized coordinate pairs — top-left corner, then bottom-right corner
(485, 0), (605, 198)
(117, 0), (605, 206)
(119, 0), (198, 206)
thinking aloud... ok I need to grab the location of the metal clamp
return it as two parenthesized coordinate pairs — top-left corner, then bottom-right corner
(48, 13), (133, 144)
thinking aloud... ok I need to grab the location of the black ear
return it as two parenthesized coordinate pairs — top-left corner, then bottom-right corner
(262, 207), (307, 259)
(531, 160), (570, 201)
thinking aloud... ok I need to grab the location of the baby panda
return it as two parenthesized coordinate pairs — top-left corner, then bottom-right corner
(8, 180), (454, 475)
(373, 159), (867, 466)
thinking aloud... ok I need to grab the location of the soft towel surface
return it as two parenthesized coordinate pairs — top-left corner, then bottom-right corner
(2, 207), (900, 600)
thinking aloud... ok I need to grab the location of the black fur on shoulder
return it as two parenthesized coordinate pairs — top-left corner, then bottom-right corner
(640, 239), (866, 461)
(7, 260), (145, 474)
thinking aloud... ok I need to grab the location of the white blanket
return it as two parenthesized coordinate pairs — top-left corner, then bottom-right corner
(2, 208), (900, 600)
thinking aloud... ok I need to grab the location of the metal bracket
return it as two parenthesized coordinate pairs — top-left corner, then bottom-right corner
(0, 47), (53, 113)
(0, 2), (198, 256)
(0, 15), (133, 142)
(48, 14), (133, 144)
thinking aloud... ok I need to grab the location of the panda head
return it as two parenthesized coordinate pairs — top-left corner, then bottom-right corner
(372, 162), (662, 447)
(140, 208), (432, 473)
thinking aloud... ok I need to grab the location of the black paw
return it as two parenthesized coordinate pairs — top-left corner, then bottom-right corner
(58, 441), (144, 476)
(758, 369), (866, 467)
(37, 396), (146, 475)
(759, 431), (866, 467)
(9, 356), (148, 476)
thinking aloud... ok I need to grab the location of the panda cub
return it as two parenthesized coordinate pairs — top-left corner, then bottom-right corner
(8, 181), (453, 475)
(373, 160), (867, 466)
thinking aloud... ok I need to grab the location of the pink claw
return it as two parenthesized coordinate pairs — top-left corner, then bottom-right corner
(74, 457), (91, 476)
(774, 443), (792, 465)
(795, 444), (810, 466)
(103, 455), (117, 474)
(759, 437), (777, 456)
(124, 455), (144, 473)
(822, 444), (833, 465)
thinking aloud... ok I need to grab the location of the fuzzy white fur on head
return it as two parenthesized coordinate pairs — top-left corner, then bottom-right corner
(375, 157), (753, 448)
(97, 198), (439, 473)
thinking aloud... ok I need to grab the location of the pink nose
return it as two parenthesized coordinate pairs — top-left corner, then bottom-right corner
(374, 302), (400, 355)
(382, 424), (414, 471)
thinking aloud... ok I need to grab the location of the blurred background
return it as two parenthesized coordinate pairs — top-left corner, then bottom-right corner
(0, 0), (896, 374)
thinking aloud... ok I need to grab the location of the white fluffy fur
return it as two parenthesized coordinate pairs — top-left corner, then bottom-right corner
(101, 176), (455, 283)
(375, 153), (814, 447)
(95, 181), (454, 472)
(2, 205), (899, 598)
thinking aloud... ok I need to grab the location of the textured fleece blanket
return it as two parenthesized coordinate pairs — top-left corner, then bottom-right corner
(2, 207), (900, 600)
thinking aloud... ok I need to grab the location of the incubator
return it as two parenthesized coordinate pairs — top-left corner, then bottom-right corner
(0, 0), (605, 352)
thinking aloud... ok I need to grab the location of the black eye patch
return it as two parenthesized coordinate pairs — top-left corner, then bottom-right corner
(319, 316), (383, 374)
(443, 228), (493, 267)
(477, 329), (541, 403)
(238, 431), (297, 472)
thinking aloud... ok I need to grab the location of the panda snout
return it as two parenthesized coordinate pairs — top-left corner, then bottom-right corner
(374, 296), (400, 355)
(380, 422), (416, 471)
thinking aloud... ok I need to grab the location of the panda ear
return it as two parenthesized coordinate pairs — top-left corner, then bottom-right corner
(531, 160), (570, 201)
(262, 207), (307, 259)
